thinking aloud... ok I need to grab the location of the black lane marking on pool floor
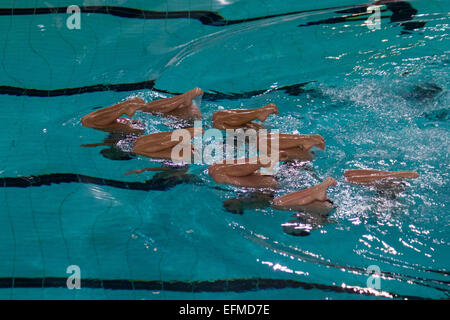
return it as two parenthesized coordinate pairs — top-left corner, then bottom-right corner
(0, 3), (388, 27)
(0, 1), (422, 29)
(0, 277), (426, 299)
(0, 6), (226, 26)
(0, 172), (236, 197)
(0, 173), (201, 192)
(0, 80), (155, 97)
(0, 81), (314, 100)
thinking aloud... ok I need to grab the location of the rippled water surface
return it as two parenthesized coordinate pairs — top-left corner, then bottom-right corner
(0, 0), (448, 299)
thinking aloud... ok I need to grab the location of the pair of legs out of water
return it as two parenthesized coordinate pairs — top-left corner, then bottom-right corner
(81, 88), (420, 233)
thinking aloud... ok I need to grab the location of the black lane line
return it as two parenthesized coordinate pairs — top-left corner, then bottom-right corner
(0, 7), (227, 26)
(0, 3), (397, 27)
(0, 172), (234, 195)
(0, 80), (155, 97)
(0, 172), (200, 192)
(0, 1), (423, 30)
(0, 81), (314, 100)
(0, 276), (426, 299)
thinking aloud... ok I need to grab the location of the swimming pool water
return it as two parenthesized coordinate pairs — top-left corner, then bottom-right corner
(0, 0), (448, 299)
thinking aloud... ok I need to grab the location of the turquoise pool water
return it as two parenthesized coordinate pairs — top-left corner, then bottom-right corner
(0, 0), (448, 299)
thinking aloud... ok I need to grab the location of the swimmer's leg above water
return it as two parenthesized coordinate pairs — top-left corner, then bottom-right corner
(208, 152), (287, 189)
(81, 97), (146, 133)
(258, 133), (325, 161)
(81, 88), (204, 132)
(281, 134), (325, 151)
(212, 104), (279, 130)
(344, 169), (420, 184)
(272, 177), (337, 211)
(138, 88), (204, 120)
(262, 133), (325, 151)
(132, 127), (204, 161)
